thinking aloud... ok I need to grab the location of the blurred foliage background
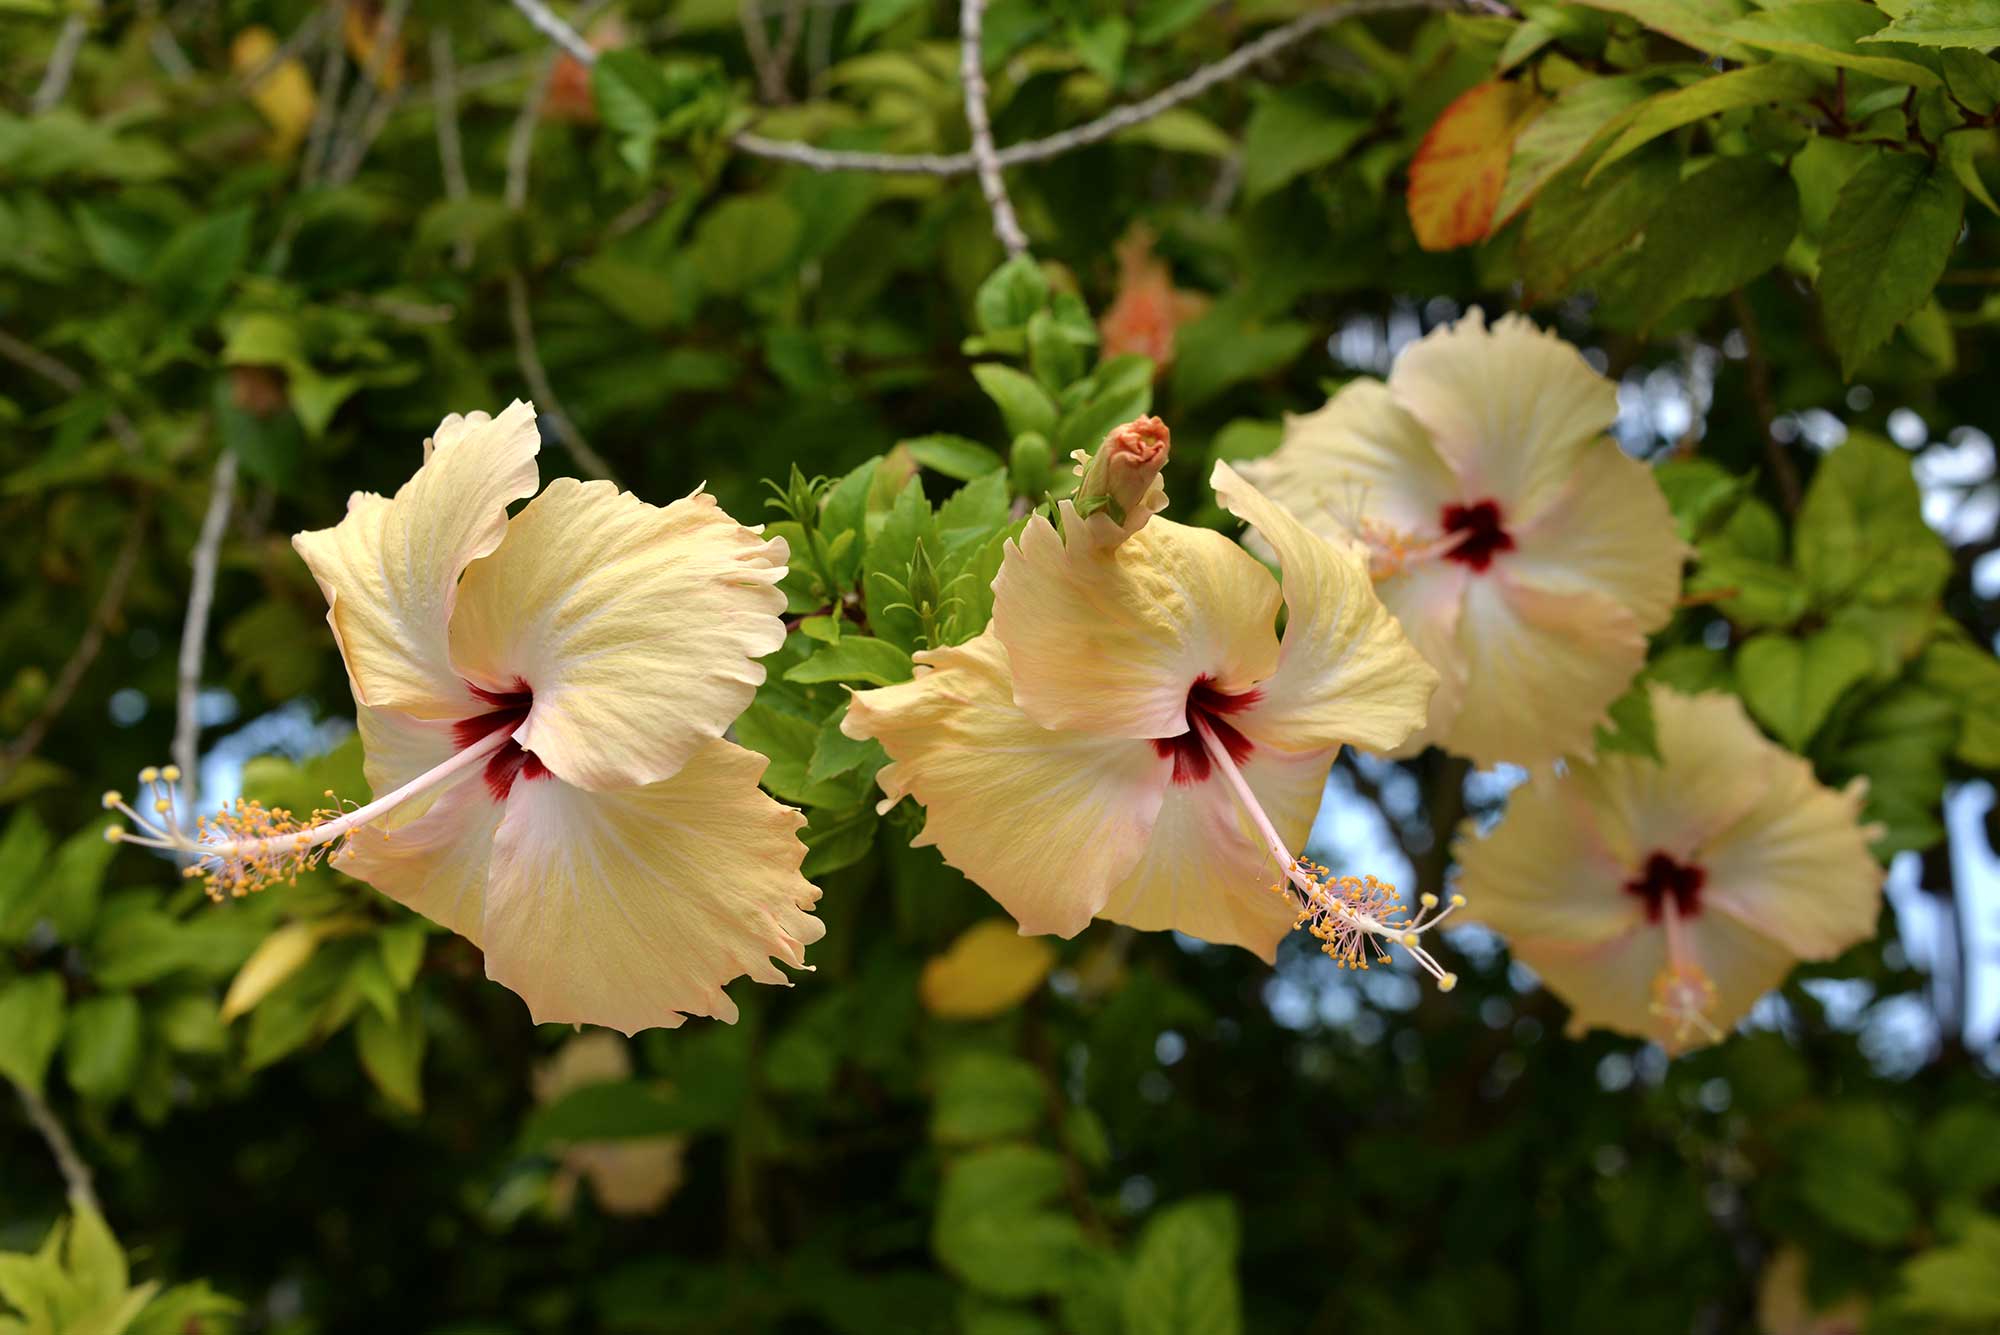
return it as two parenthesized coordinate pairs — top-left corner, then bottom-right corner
(2, 0), (1999, 1331)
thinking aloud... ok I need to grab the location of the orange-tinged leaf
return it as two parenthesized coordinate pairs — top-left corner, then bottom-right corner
(919, 919), (1056, 1020)
(1407, 81), (1546, 252)
(343, 2), (408, 90)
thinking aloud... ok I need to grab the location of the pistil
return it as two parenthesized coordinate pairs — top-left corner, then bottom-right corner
(1191, 718), (1462, 990)
(106, 727), (513, 901)
(1650, 896), (1722, 1046)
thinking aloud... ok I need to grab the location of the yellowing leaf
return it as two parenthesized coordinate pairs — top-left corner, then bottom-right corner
(1407, 81), (1546, 252)
(343, 2), (409, 90)
(221, 920), (345, 1022)
(919, 919), (1056, 1020)
(230, 27), (317, 157)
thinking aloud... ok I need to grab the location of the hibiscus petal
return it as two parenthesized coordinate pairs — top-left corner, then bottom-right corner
(990, 513), (1281, 739)
(292, 401), (541, 719)
(1387, 310), (1618, 519)
(1236, 378), (1460, 538)
(1588, 687), (1773, 866)
(1097, 744), (1332, 961)
(352, 704), (457, 832)
(338, 776), (504, 945)
(1509, 440), (1686, 633)
(842, 632), (1169, 937)
(1210, 463), (1438, 754)
(449, 480), (788, 791)
(1447, 575), (1649, 768)
(479, 739), (823, 1034)
(1374, 560), (1469, 757)
(1452, 766), (1644, 944)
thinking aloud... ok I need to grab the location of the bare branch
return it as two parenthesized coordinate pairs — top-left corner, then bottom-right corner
(1729, 289), (1802, 515)
(326, 0), (413, 185)
(12, 1082), (98, 1217)
(505, 50), (560, 213)
(173, 451), (238, 824)
(741, 0), (787, 103)
(771, 0), (809, 102)
(31, 14), (90, 114)
(430, 28), (476, 268)
(0, 328), (143, 455)
(299, 4), (352, 186)
(0, 504), (150, 788)
(960, 0), (1028, 255)
(505, 273), (618, 482)
(510, 0), (600, 63)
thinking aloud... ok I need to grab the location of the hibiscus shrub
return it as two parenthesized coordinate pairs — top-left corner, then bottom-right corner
(3, 1), (1999, 1333)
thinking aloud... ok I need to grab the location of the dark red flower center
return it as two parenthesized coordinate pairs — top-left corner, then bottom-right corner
(452, 679), (550, 801)
(1440, 499), (1515, 572)
(1623, 851), (1705, 923)
(1152, 678), (1260, 786)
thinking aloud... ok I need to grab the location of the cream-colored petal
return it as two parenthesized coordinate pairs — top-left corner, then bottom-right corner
(1507, 927), (1665, 1042)
(1509, 440), (1686, 633)
(449, 480), (788, 792)
(1372, 559), (1469, 758)
(1386, 311), (1618, 519)
(1097, 744), (1332, 961)
(479, 739), (823, 1035)
(1210, 463), (1438, 754)
(1588, 687), (1774, 867)
(352, 704), (457, 832)
(990, 513), (1281, 739)
(1452, 768), (1644, 945)
(1696, 721), (1882, 960)
(337, 775), (504, 945)
(292, 401), (540, 719)
(1445, 574), (1649, 768)
(841, 632), (1169, 937)
(1236, 378), (1460, 538)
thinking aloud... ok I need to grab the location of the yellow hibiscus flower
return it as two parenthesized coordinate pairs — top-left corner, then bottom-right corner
(1453, 684), (1883, 1052)
(109, 402), (824, 1035)
(1237, 309), (1686, 767)
(845, 427), (1455, 978)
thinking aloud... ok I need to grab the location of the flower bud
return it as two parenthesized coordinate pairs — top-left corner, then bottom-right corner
(1068, 416), (1171, 547)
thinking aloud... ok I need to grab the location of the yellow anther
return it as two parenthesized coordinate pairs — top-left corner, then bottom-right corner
(102, 827), (123, 843)
(101, 790), (122, 809)
(153, 799), (172, 814)
(139, 766), (160, 784)
(1420, 892), (1439, 909)
(1438, 974), (1458, 993)
(1450, 894), (1466, 908)
(160, 764), (181, 783)
(1401, 932), (1419, 947)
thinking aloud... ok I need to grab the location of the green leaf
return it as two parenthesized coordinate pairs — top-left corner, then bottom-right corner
(1605, 154), (1798, 327)
(1110, 107), (1234, 158)
(355, 1001), (425, 1114)
(63, 993), (143, 1103)
(1591, 63), (1821, 180)
(1168, 316), (1314, 410)
(808, 704), (887, 786)
(1831, 684), (1955, 855)
(41, 817), (118, 943)
(802, 803), (879, 878)
(592, 49), (669, 143)
(1818, 152), (1965, 378)
(933, 1146), (1090, 1298)
(930, 1052), (1045, 1145)
(1860, 0), (2000, 47)
(1520, 145), (1681, 299)
(1240, 86), (1367, 199)
(906, 434), (1006, 481)
(786, 636), (914, 687)
(975, 255), (1051, 335)
(689, 195), (803, 294)
(1592, 681), (1661, 761)
(1899, 1218), (2000, 1320)
(521, 1079), (727, 1148)
(1123, 1197), (1243, 1335)
(1734, 627), (1875, 749)
(1568, 0), (1744, 52)
(148, 208), (253, 324)
(0, 805), (53, 945)
(0, 973), (66, 1097)
(1721, 1), (1941, 87)
(1654, 457), (1751, 541)
(736, 702), (857, 807)
(1492, 74), (1653, 227)
(1793, 432), (1952, 606)
(1918, 637), (2000, 768)
(972, 364), (1060, 438)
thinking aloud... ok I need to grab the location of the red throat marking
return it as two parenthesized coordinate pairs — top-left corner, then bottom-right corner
(1153, 679), (1259, 785)
(1623, 851), (1705, 922)
(1440, 499), (1515, 571)
(452, 680), (549, 801)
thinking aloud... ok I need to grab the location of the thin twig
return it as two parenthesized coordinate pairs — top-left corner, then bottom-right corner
(510, 0), (599, 62)
(326, 0), (413, 185)
(13, 1082), (99, 1217)
(142, 0), (196, 83)
(771, 0), (809, 103)
(505, 274), (617, 480)
(173, 452), (237, 824)
(299, 3), (351, 186)
(959, 0), (1028, 256)
(504, 51), (560, 213)
(0, 328), (143, 455)
(741, 0), (787, 103)
(429, 28), (477, 269)
(1729, 289), (1802, 515)
(31, 14), (90, 114)
(0, 505), (150, 788)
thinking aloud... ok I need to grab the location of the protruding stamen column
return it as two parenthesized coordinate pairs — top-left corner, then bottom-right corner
(1191, 718), (1462, 990)
(1652, 897), (1722, 1046)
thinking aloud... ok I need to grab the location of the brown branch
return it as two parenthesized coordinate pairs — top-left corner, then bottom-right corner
(1729, 290), (1802, 515)
(0, 503), (150, 788)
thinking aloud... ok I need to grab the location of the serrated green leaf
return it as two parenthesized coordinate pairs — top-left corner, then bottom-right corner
(906, 434), (1005, 481)
(1493, 74), (1654, 227)
(0, 973), (66, 1097)
(1818, 152), (1964, 378)
(1859, 0), (2000, 47)
(1590, 63), (1820, 181)
(1722, 1), (1941, 87)
(63, 993), (143, 1103)
(972, 364), (1060, 438)
(1124, 1197), (1243, 1335)
(355, 1001), (425, 1114)
(1735, 627), (1875, 749)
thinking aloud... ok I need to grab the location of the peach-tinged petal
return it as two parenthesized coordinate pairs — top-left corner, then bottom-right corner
(1510, 441), (1687, 632)
(1210, 463), (1437, 754)
(352, 704), (456, 831)
(1237, 379), (1460, 538)
(1453, 768), (1643, 945)
(1590, 687), (1772, 865)
(1372, 560), (1469, 757)
(1097, 745), (1332, 961)
(1387, 311), (1618, 518)
(1446, 575), (1648, 768)
(1507, 927), (1665, 1041)
(449, 480), (788, 792)
(991, 514), (1281, 740)
(338, 777), (503, 945)
(479, 739), (822, 1035)
(841, 632), (1168, 937)
(292, 401), (540, 719)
